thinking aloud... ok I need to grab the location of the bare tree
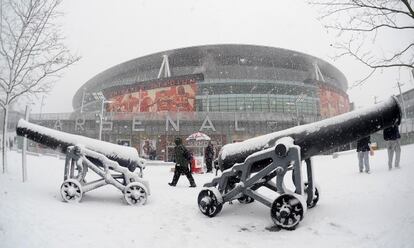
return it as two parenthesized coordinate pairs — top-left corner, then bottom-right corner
(0, 0), (80, 173)
(309, 0), (414, 85)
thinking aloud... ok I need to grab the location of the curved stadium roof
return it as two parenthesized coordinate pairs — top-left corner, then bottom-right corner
(73, 44), (348, 109)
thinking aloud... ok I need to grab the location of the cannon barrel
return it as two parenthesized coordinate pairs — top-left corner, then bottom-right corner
(219, 96), (402, 171)
(16, 119), (145, 171)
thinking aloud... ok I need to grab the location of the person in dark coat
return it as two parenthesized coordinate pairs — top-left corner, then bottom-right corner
(204, 141), (214, 173)
(383, 125), (401, 170)
(168, 137), (196, 187)
(356, 136), (371, 173)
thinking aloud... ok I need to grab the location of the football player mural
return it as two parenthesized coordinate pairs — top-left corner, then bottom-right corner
(105, 74), (200, 113)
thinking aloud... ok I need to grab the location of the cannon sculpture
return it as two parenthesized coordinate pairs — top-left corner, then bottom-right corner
(16, 119), (150, 206)
(197, 96), (402, 230)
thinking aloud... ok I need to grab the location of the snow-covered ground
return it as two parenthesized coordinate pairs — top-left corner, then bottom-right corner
(1, 145), (414, 248)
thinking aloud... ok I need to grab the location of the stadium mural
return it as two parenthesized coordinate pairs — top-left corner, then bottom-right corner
(103, 74), (202, 113)
(318, 84), (350, 118)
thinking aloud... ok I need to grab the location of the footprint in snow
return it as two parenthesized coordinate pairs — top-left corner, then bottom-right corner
(239, 227), (250, 232)
(265, 225), (281, 232)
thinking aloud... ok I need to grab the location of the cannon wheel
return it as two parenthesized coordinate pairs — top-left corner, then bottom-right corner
(238, 195), (254, 204)
(124, 182), (148, 206)
(198, 188), (223, 217)
(304, 183), (319, 209)
(60, 179), (83, 203)
(270, 194), (305, 230)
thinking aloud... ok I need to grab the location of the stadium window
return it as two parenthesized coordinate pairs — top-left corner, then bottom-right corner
(235, 96), (243, 111)
(196, 99), (203, 111)
(219, 96), (228, 111)
(227, 97), (236, 112)
(270, 98), (277, 112)
(245, 98), (253, 112)
(210, 103), (219, 112)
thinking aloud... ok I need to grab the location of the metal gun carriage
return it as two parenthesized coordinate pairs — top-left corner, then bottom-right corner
(16, 119), (150, 205)
(197, 96), (402, 229)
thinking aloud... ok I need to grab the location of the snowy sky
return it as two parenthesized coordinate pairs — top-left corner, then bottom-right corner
(33, 0), (414, 113)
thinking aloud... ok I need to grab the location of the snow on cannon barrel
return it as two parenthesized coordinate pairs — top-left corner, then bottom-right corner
(16, 119), (144, 172)
(218, 96), (402, 172)
(198, 96), (401, 230)
(16, 119), (150, 206)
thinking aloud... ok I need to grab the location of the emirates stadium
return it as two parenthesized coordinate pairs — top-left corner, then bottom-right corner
(35, 44), (350, 160)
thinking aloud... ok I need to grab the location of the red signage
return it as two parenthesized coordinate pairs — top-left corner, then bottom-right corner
(104, 74), (202, 113)
(319, 84), (350, 118)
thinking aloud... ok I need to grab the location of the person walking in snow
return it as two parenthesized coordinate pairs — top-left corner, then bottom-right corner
(168, 137), (196, 187)
(204, 141), (214, 173)
(383, 124), (401, 170)
(356, 136), (372, 173)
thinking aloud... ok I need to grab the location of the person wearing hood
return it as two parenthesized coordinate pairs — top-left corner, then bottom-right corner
(168, 137), (196, 187)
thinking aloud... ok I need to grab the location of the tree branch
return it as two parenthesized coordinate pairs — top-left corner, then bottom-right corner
(341, 43), (414, 69)
(310, 0), (414, 18)
(351, 68), (377, 88)
(382, 43), (414, 63)
(401, 0), (414, 17)
(309, 0), (414, 82)
(326, 23), (414, 32)
(0, 0), (79, 108)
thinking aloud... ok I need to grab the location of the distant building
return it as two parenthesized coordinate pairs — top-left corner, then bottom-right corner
(396, 87), (414, 118)
(29, 44), (350, 160)
(395, 87), (414, 135)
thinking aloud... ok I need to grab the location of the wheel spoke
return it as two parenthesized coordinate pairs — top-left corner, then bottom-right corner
(61, 180), (83, 203)
(198, 189), (222, 217)
(271, 194), (304, 229)
(124, 183), (147, 206)
(207, 205), (213, 215)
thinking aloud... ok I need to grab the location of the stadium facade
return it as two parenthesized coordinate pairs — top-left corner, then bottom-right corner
(32, 44), (350, 160)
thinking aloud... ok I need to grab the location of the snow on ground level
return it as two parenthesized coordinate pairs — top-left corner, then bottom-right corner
(1, 145), (414, 248)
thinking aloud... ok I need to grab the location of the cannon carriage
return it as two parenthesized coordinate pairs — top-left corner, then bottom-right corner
(197, 96), (402, 229)
(16, 120), (150, 206)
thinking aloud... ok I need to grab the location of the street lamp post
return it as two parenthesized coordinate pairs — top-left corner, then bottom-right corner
(80, 89), (86, 113)
(286, 94), (305, 126)
(98, 99), (113, 141)
(91, 92), (113, 141)
(203, 88), (210, 112)
(295, 94), (305, 126)
(22, 105), (30, 182)
(98, 99), (104, 140)
(286, 102), (300, 126)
